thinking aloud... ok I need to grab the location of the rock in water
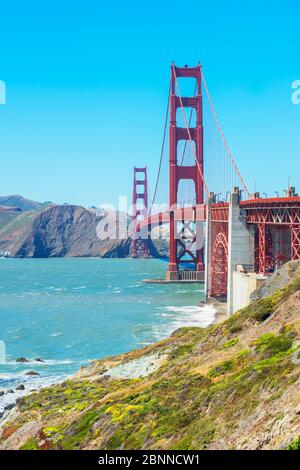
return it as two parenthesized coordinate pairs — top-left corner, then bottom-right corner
(16, 357), (29, 363)
(16, 384), (25, 391)
(4, 403), (15, 411)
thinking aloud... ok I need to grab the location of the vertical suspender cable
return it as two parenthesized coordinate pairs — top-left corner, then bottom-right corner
(200, 65), (252, 199)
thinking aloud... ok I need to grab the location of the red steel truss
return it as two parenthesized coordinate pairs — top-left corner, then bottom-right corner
(210, 222), (228, 298)
(131, 166), (149, 258)
(207, 203), (229, 296)
(242, 198), (300, 274)
(210, 203), (229, 222)
(241, 198), (300, 225)
(291, 224), (300, 260)
(258, 224), (267, 274)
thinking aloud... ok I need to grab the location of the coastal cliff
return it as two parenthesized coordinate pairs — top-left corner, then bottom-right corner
(0, 261), (299, 450)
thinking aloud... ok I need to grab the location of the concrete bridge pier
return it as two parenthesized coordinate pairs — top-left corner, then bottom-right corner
(227, 187), (255, 315)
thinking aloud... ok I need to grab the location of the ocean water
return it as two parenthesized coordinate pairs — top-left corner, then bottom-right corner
(0, 258), (214, 412)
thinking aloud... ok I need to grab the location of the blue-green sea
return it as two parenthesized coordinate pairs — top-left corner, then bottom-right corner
(0, 259), (214, 413)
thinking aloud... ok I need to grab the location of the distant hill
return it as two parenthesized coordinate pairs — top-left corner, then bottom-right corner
(0, 203), (165, 258)
(0, 195), (46, 212)
(0, 195), (48, 233)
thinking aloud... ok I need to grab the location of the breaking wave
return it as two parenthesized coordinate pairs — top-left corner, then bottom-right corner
(153, 304), (215, 340)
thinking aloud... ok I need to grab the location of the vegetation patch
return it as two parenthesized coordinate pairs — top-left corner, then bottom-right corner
(254, 333), (293, 358)
(287, 436), (300, 450)
(208, 360), (235, 378)
(105, 404), (144, 423)
(222, 338), (239, 349)
(20, 438), (39, 450)
(60, 410), (99, 450)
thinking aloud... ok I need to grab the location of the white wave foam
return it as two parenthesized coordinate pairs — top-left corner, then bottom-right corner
(0, 374), (66, 414)
(2, 358), (74, 366)
(0, 358), (94, 414)
(152, 304), (215, 341)
(0, 373), (19, 380)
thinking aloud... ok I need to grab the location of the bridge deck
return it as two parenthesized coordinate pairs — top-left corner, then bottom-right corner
(135, 197), (300, 233)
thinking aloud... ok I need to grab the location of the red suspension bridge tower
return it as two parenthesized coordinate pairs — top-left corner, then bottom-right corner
(167, 64), (205, 281)
(131, 166), (149, 258)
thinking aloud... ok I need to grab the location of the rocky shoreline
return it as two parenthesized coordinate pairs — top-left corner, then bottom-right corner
(1, 263), (299, 449)
(0, 373), (68, 427)
(0, 302), (218, 427)
(0, 359), (55, 423)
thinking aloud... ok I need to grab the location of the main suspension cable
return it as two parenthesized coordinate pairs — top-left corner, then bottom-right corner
(199, 64), (252, 199)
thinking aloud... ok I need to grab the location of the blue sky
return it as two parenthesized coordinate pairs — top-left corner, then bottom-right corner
(0, 0), (299, 207)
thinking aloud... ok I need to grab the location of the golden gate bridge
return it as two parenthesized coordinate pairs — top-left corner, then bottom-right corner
(130, 63), (300, 314)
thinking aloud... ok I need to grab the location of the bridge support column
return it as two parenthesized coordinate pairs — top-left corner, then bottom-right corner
(166, 210), (178, 280)
(227, 188), (255, 315)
